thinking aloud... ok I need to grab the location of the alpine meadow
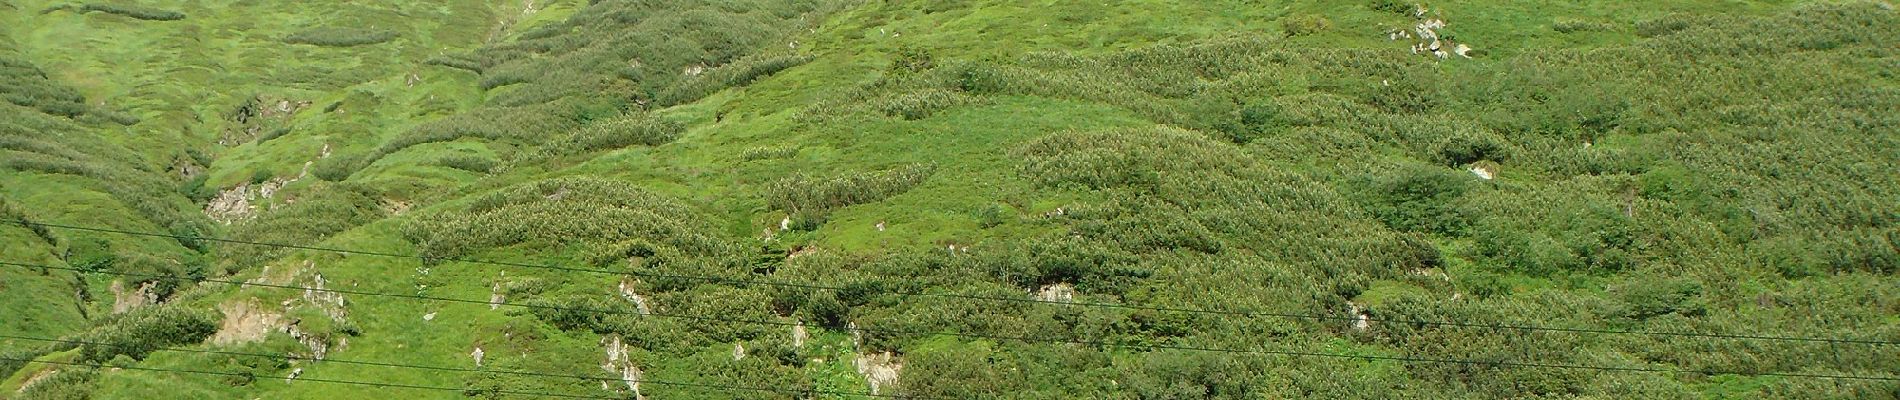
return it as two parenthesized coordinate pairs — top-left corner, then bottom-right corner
(0, 0), (1896, 399)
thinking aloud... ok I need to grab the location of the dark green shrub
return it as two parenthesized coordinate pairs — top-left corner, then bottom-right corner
(310, 153), (360, 181)
(541, 113), (683, 156)
(1367, 0), (1412, 14)
(424, 55), (483, 73)
(871, 88), (983, 120)
(653, 54), (812, 107)
(405, 178), (729, 263)
(890, 45), (935, 74)
(763, 163), (936, 215)
(433, 155), (497, 173)
(284, 28), (398, 47)
(255, 126), (292, 143)
(1611, 277), (1706, 320)
(1283, 14), (1333, 37)
(1634, 14), (1695, 37)
(1433, 129), (1509, 165)
(248, 168), (274, 184)
(1352, 164), (1473, 235)
(740, 146), (797, 161)
(59, 3), (186, 21)
(74, 303), (220, 363)
(12, 367), (98, 400)
(976, 203), (1008, 228)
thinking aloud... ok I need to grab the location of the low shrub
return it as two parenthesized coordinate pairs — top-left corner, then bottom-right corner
(871, 88), (983, 120)
(405, 178), (730, 263)
(56, 3), (186, 21)
(740, 146), (797, 161)
(74, 303), (220, 363)
(763, 163), (936, 215)
(283, 28), (398, 47)
(654, 54), (812, 107)
(434, 155), (497, 173)
(541, 113), (683, 156)
(1283, 14), (1333, 37)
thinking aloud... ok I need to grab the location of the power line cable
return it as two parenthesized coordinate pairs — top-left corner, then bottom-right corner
(6, 260), (1896, 383)
(9, 220), (1894, 346)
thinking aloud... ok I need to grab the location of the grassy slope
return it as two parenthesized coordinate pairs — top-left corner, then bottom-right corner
(2, 0), (1896, 399)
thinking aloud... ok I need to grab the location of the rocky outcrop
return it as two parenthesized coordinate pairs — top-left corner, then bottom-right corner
(854, 352), (903, 395)
(110, 280), (159, 313)
(600, 335), (645, 399)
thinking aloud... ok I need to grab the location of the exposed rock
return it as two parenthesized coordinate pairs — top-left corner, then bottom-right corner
(1469, 164), (1496, 180)
(854, 352), (903, 395)
(732, 343), (746, 361)
(216, 266), (350, 359)
(212, 301), (285, 345)
(205, 171), (306, 223)
(110, 280), (159, 313)
(600, 335), (645, 398)
(472, 346), (485, 367)
(285, 367), (303, 383)
(617, 279), (653, 315)
(423, 311), (437, 321)
(1036, 283), (1076, 303)
(1349, 303), (1371, 331)
(490, 282), (505, 310)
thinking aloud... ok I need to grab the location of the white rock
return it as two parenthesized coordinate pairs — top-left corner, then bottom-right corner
(1469, 165), (1495, 180)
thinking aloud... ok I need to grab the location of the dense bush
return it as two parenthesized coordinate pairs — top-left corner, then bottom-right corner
(763, 163), (936, 218)
(44, 3), (186, 21)
(404, 178), (731, 264)
(433, 154), (497, 173)
(870, 88), (984, 120)
(541, 113), (683, 156)
(1283, 14), (1333, 37)
(283, 28), (398, 47)
(219, 183), (386, 272)
(12, 366), (98, 400)
(1350, 163), (1476, 235)
(0, 56), (90, 117)
(739, 146), (797, 161)
(73, 303), (219, 363)
(653, 53), (812, 107)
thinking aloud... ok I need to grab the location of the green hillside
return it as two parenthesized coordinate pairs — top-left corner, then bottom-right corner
(1, 0), (1895, 398)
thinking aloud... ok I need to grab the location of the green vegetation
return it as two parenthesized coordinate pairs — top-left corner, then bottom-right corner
(1, 0), (1896, 398)
(283, 28), (399, 47)
(45, 3), (186, 21)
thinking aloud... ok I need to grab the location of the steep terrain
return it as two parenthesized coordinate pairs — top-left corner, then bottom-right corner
(1, 0), (1897, 399)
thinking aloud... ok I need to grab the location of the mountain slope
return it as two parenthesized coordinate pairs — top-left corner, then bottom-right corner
(2, 1), (1896, 399)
